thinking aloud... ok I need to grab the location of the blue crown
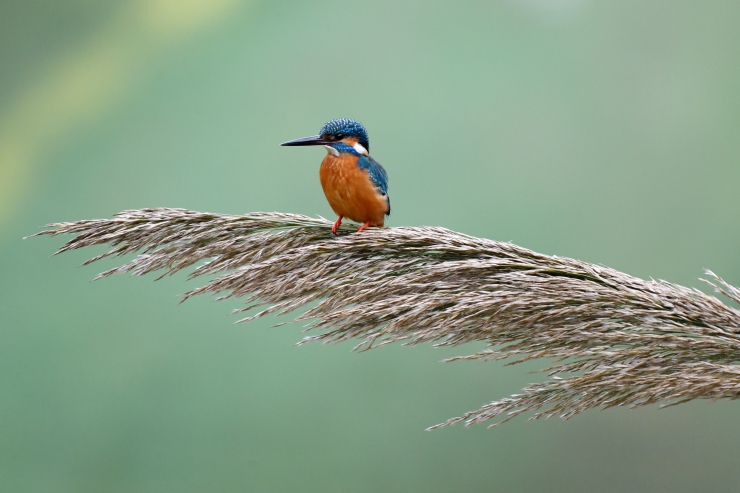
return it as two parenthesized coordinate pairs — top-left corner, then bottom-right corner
(319, 118), (370, 152)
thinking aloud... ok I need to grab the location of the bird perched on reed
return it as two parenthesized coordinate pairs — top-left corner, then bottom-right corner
(281, 118), (390, 233)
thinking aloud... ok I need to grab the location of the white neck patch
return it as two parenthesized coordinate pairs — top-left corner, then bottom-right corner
(353, 142), (369, 156)
(324, 145), (340, 157)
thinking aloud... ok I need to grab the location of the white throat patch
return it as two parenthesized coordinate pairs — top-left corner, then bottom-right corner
(353, 142), (369, 156)
(324, 145), (340, 157)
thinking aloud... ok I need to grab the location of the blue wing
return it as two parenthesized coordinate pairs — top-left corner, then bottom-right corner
(357, 155), (390, 215)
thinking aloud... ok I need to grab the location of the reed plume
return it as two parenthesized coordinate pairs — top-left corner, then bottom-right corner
(33, 208), (740, 428)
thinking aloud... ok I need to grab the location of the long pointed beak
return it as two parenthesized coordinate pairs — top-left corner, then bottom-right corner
(280, 135), (333, 146)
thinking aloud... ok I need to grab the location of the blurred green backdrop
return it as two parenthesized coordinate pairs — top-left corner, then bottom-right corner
(2, 1), (740, 491)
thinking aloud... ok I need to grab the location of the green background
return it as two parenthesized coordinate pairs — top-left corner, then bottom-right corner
(2, 1), (739, 491)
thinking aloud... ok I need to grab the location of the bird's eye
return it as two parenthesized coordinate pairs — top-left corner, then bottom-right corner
(335, 133), (344, 139)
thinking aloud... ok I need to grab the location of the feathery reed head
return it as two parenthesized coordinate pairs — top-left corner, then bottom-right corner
(33, 208), (740, 428)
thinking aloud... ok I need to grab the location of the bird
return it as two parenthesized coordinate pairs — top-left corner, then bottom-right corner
(281, 118), (390, 234)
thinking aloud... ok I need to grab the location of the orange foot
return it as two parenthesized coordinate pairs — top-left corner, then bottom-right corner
(332, 216), (343, 234)
(356, 221), (371, 233)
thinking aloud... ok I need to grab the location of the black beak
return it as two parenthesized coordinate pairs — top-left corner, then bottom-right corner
(280, 135), (333, 146)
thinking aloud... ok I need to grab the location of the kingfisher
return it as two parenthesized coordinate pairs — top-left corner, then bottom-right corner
(281, 118), (390, 233)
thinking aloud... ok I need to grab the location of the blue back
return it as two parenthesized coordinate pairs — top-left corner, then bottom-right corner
(357, 155), (388, 196)
(358, 154), (390, 215)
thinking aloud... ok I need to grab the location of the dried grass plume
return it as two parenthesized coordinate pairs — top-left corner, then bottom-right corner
(33, 208), (740, 428)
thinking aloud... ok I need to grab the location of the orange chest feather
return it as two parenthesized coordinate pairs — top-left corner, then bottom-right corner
(319, 153), (387, 226)
(320, 153), (366, 190)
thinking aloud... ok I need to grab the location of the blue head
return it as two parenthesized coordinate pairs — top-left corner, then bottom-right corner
(281, 118), (370, 154)
(318, 119), (369, 152)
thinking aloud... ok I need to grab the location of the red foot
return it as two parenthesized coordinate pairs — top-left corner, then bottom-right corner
(332, 216), (343, 234)
(356, 221), (371, 233)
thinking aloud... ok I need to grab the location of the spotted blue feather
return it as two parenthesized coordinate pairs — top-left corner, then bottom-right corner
(319, 118), (370, 151)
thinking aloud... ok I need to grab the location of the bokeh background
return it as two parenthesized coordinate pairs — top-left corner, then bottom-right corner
(2, 0), (739, 491)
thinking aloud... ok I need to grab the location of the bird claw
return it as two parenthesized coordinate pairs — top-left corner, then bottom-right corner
(356, 221), (371, 233)
(332, 216), (343, 234)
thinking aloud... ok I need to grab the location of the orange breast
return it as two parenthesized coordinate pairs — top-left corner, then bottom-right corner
(319, 153), (389, 226)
